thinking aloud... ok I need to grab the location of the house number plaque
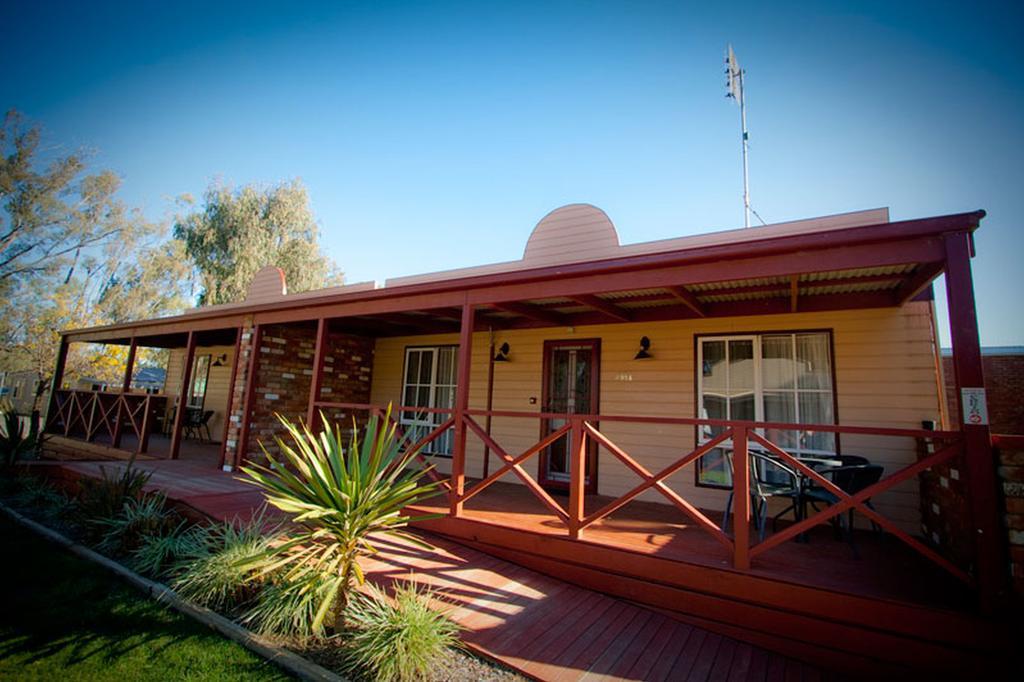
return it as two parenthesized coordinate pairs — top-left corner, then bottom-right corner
(960, 387), (988, 425)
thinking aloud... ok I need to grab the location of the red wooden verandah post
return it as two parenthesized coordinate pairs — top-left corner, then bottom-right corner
(449, 301), (475, 516)
(111, 336), (137, 449)
(45, 335), (70, 431)
(169, 330), (196, 460)
(943, 231), (1006, 610)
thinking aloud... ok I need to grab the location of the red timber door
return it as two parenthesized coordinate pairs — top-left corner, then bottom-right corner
(539, 339), (599, 492)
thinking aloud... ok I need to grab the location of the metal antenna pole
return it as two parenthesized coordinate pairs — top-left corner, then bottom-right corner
(739, 68), (750, 228)
(726, 45), (753, 228)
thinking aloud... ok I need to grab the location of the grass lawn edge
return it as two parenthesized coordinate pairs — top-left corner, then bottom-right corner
(0, 499), (344, 682)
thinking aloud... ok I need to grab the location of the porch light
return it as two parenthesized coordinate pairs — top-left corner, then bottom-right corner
(212, 353), (228, 367)
(494, 342), (511, 362)
(634, 336), (652, 360)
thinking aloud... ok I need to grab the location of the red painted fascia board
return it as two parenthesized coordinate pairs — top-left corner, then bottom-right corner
(61, 209), (984, 342)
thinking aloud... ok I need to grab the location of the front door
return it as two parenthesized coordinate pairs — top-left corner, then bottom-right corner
(539, 339), (599, 491)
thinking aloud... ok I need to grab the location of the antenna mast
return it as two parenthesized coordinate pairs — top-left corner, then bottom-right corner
(725, 45), (751, 228)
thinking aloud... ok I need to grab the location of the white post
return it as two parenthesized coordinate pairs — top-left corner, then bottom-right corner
(739, 69), (751, 229)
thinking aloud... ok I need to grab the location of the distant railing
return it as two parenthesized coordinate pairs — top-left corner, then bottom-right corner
(47, 389), (166, 454)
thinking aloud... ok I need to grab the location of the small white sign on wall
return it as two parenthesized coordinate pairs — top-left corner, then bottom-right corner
(961, 387), (989, 425)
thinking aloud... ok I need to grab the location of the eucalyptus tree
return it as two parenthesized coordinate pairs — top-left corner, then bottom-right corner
(173, 179), (342, 306)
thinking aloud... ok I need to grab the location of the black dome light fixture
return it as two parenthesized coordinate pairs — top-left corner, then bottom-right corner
(494, 341), (511, 362)
(634, 336), (652, 360)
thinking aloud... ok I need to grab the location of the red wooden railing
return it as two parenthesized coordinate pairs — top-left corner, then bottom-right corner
(311, 400), (971, 583)
(48, 389), (166, 454)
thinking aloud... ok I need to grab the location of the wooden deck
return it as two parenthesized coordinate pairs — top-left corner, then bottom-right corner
(413, 481), (971, 609)
(32, 458), (851, 681)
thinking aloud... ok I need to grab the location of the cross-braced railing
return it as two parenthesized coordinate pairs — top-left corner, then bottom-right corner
(307, 401), (974, 585)
(47, 389), (164, 454)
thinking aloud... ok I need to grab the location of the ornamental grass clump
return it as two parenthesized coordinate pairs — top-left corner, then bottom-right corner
(77, 460), (151, 526)
(130, 521), (210, 577)
(96, 492), (177, 553)
(240, 406), (443, 635)
(171, 512), (279, 611)
(342, 581), (462, 682)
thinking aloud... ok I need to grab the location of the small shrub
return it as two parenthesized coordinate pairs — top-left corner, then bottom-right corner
(77, 462), (152, 525)
(130, 522), (210, 577)
(342, 581), (462, 682)
(95, 492), (177, 553)
(242, 568), (338, 638)
(8, 476), (73, 518)
(171, 513), (278, 611)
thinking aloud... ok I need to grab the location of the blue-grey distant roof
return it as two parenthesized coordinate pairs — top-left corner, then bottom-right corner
(940, 346), (1024, 357)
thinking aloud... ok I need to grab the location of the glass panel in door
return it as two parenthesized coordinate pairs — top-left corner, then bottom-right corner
(543, 344), (595, 485)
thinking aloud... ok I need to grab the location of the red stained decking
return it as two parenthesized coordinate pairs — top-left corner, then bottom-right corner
(39, 458), (840, 681)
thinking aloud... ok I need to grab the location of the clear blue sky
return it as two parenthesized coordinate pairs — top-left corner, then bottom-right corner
(3, 1), (1022, 345)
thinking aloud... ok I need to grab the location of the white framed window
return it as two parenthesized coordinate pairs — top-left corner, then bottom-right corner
(696, 332), (836, 487)
(401, 346), (458, 456)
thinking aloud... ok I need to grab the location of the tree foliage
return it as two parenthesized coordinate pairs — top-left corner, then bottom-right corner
(0, 110), (190, 407)
(173, 180), (341, 306)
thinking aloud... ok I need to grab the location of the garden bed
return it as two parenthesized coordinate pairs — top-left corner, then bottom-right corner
(0, 469), (523, 682)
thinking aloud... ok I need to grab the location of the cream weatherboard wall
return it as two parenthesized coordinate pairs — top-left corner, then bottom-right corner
(370, 301), (944, 534)
(163, 345), (235, 441)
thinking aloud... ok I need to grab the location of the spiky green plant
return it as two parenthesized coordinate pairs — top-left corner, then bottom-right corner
(130, 521), (210, 577)
(240, 406), (443, 633)
(242, 568), (338, 638)
(342, 580), (462, 682)
(171, 512), (279, 611)
(95, 492), (177, 553)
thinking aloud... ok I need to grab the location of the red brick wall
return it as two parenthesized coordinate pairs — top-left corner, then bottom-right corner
(942, 353), (1024, 435)
(938, 352), (1024, 600)
(223, 321), (374, 466)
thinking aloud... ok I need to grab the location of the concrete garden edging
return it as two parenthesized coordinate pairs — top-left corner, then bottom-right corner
(0, 500), (344, 682)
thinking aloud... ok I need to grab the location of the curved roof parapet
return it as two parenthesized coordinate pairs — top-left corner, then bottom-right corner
(522, 204), (620, 266)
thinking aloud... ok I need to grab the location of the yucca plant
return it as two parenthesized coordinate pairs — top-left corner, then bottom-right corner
(171, 512), (279, 611)
(240, 406), (444, 634)
(342, 580), (462, 682)
(242, 568), (338, 638)
(130, 521), (210, 577)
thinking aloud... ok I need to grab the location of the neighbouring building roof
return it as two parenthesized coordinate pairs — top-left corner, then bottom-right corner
(941, 346), (1024, 356)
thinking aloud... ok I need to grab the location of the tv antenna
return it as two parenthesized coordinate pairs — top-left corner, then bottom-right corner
(725, 45), (763, 227)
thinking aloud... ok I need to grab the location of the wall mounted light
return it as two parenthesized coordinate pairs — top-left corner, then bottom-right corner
(634, 336), (652, 360)
(212, 353), (229, 367)
(494, 342), (511, 362)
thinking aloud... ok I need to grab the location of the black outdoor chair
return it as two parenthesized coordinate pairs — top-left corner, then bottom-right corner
(183, 408), (214, 443)
(801, 464), (885, 556)
(721, 451), (803, 541)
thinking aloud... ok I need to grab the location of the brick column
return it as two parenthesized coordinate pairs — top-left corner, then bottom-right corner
(222, 318), (257, 470)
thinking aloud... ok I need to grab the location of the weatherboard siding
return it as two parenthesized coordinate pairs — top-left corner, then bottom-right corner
(163, 345), (235, 441)
(370, 302), (942, 532)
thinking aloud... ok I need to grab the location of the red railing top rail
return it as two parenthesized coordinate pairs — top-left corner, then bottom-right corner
(56, 388), (163, 398)
(993, 433), (1024, 449)
(311, 400), (962, 441)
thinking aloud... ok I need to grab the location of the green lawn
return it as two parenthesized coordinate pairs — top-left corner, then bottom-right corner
(0, 515), (292, 681)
